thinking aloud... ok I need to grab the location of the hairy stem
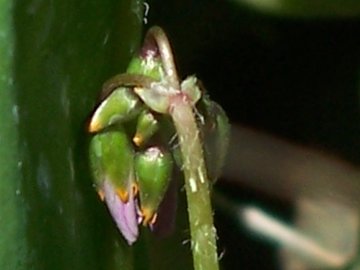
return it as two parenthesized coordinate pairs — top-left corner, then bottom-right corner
(170, 96), (219, 270)
(145, 26), (180, 89)
(146, 26), (219, 270)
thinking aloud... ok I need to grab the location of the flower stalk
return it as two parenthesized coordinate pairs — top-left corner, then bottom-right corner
(170, 96), (219, 270)
(147, 26), (220, 270)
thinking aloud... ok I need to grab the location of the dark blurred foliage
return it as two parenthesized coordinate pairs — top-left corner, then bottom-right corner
(145, 0), (360, 269)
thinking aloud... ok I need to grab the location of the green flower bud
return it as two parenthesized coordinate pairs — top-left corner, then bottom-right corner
(126, 56), (164, 81)
(89, 87), (142, 133)
(133, 110), (159, 146)
(135, 147), (173, 225)
(89, 128), (135, 202)
(126, 43), (181, 114)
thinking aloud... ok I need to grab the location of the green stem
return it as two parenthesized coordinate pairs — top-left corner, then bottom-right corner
(146, 26), (219, 270)
(170, 96), (219, 270)
(145, 26), (180, 89)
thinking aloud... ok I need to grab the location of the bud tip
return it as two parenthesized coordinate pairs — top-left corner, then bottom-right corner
(141, 207), (157, 226)
(89, 119), (101, 133)
(133, 134), (143, 146)
(116, 188), (129, 203)
(97, 189), (105, 201)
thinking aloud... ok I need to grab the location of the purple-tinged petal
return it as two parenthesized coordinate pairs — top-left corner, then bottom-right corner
(103, 180), (139, 245)
(122, 189), (139, 238)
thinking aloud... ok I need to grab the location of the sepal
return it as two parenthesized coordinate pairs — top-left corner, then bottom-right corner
(89, 87), (142, 133)
(89, 129), (135, 202)
(133, 110), (159, 146)
(135, 147), (173, 225)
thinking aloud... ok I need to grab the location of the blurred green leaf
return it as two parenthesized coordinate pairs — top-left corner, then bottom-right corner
(0, 0), (144, 269)
(0, 1), (26, 269)
(230, 0), (360, 18)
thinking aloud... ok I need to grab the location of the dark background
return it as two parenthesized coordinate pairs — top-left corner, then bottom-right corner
(146, 0), (360, 269)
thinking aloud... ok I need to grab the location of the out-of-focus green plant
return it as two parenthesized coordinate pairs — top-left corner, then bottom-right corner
(230, 0), (360, 17)
(0, 1), (26, 269)
(0, 0), (144, 269)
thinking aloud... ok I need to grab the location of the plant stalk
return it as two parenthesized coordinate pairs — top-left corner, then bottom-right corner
(170, 96), (219, 270)
(146, 26), (220, 270)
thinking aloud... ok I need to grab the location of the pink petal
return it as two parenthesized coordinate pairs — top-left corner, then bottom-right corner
(103, 180), (139, 245)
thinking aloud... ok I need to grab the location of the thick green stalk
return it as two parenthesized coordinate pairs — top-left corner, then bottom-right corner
(170, 97), (219, 270)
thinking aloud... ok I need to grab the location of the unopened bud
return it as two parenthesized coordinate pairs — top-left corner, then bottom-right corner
(89, 87), (142, 133)
(135, 147), (173, 225)
(133, 110), (159, 146)
(89, 129), (135, 202)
